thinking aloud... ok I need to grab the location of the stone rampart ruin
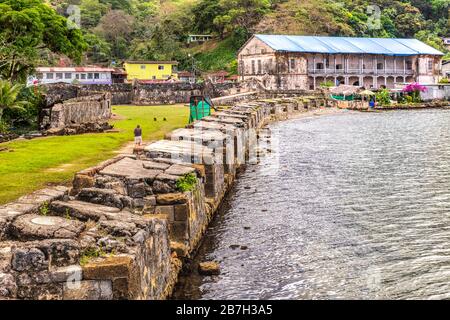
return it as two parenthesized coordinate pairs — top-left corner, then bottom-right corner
(0, 95), (334, 300)
(40, 92), (112, 135)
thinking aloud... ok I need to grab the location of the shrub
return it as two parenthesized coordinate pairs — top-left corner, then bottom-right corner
(402, 82), (427, 103)
(0, 80), (28, 123)
(375, 88), (391, 106)
(1, 83), (43, 132)
(176, 173), (197, 192)
(0, 120), (9, 133)
(320, 80), (334, 88)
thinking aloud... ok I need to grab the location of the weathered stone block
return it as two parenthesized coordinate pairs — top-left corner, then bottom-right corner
(0, 245), (12, 272)
(169, 222), (187, 241)
(50, 200), (121, 221)
(174, 204), (188, 221)
(112, 277), (130, 300)
(37, 239), (80, 268)
(77, 188), (126, 209)
(71, 174), (95, 195)
(155, 206), (174, 221)
(198, 261), (220, 276)
(99, 220), (137, 237)
(62, 280), (113, 300)
(9, 215), (85, 241)
(144, 195), (156, 206)
(165, 164), (196, 176)
(0, 273), (17, 298)
(170, 241), (188, 258)
(82, 256), (133, 280)
(12, 247), (48, 272)
(152, 180), (176, 193)
(127, 182), (147, 198)
(156, 193), (187, 205)
(17, 283), (63, 300)
(51, 265), (83, 283)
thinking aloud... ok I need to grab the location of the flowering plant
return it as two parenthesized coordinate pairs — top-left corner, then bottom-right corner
(402, 83), (427, 93)
(402, 83), (426, 102)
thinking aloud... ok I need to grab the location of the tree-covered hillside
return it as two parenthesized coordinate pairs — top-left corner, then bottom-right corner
(16, 0), (450, 73)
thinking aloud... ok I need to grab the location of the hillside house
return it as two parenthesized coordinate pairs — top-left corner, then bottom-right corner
(178, 71), (196, 83)
(205, 70), (229, 83)
(35, 67), (115, 85)
(124, 61), (179, 82)
(187, 35), (213, 44)
(238, 35), (443, 90)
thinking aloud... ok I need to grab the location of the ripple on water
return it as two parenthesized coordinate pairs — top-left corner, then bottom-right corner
(174, 109), (450, 300)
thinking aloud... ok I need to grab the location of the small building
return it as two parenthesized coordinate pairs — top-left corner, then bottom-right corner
(123, 61), (179, 82)
(225, 75), (239, 83)
(111, 68), (128, 84)
(441, 60), (450, 78)
(178, 71), (196, 83)
(205, 70), (229, 84)
(238, 34), (444, 90)
(35, 67), (115, 85)
(187, 35), (213, 44)
(443, 37), (450, 50)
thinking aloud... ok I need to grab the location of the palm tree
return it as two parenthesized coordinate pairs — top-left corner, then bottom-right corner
(0, 80), (28, 123)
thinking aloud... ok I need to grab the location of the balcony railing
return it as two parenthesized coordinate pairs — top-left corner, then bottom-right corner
(308, 68), (414, 75)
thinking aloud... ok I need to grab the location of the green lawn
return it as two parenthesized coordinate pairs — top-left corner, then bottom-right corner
(0, 105), (189, 205)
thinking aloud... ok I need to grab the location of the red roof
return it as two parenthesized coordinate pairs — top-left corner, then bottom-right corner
(36, 67), (115, 73)
(207, 70), (229, 76)
(178, 71), (194, 77)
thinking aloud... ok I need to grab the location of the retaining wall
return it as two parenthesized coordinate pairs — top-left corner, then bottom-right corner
(0, 95), (331, 300)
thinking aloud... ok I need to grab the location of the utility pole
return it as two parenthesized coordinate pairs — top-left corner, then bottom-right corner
(188, 54), (196, 84)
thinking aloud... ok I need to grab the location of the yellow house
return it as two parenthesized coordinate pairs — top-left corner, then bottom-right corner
(123, 61), (179, 82)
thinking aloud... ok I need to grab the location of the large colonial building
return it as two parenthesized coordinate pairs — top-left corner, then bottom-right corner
(238, 35), (444, 90)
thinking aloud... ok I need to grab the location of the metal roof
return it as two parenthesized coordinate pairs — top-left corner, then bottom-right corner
(125, 61), (179, 65)
(254, 35), (443, 56)
(36, 67), (115, 72)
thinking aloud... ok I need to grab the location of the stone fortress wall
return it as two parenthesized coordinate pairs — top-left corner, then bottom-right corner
(41, 80), (262, 107)
(40, 93), (112, 135)
(0, 94), (333, 300)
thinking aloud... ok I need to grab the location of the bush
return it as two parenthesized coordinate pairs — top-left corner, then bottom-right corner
(0, 120), (9, 134)
(320, 80), (334, 88)
(439, 78), (450, 84)
(375, 88), (391, 106)
(2, 86), (43, 131)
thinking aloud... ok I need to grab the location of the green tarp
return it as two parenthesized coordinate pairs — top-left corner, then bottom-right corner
(330, 94), (355, 101)
(189, 100), (212, 123)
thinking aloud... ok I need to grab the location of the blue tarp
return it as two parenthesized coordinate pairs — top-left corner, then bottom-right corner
(255, 35), (443, 56)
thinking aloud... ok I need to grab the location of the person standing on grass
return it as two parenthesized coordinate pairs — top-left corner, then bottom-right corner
(134, 125), (142, 146)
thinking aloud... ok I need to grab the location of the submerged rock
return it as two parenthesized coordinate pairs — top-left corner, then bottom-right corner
(198, 261), (220, 276)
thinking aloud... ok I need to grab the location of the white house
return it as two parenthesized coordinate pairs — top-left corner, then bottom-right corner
(33, 67), (115, 85)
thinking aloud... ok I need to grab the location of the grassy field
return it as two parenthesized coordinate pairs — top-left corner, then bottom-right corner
(0, 105), (189, 205)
